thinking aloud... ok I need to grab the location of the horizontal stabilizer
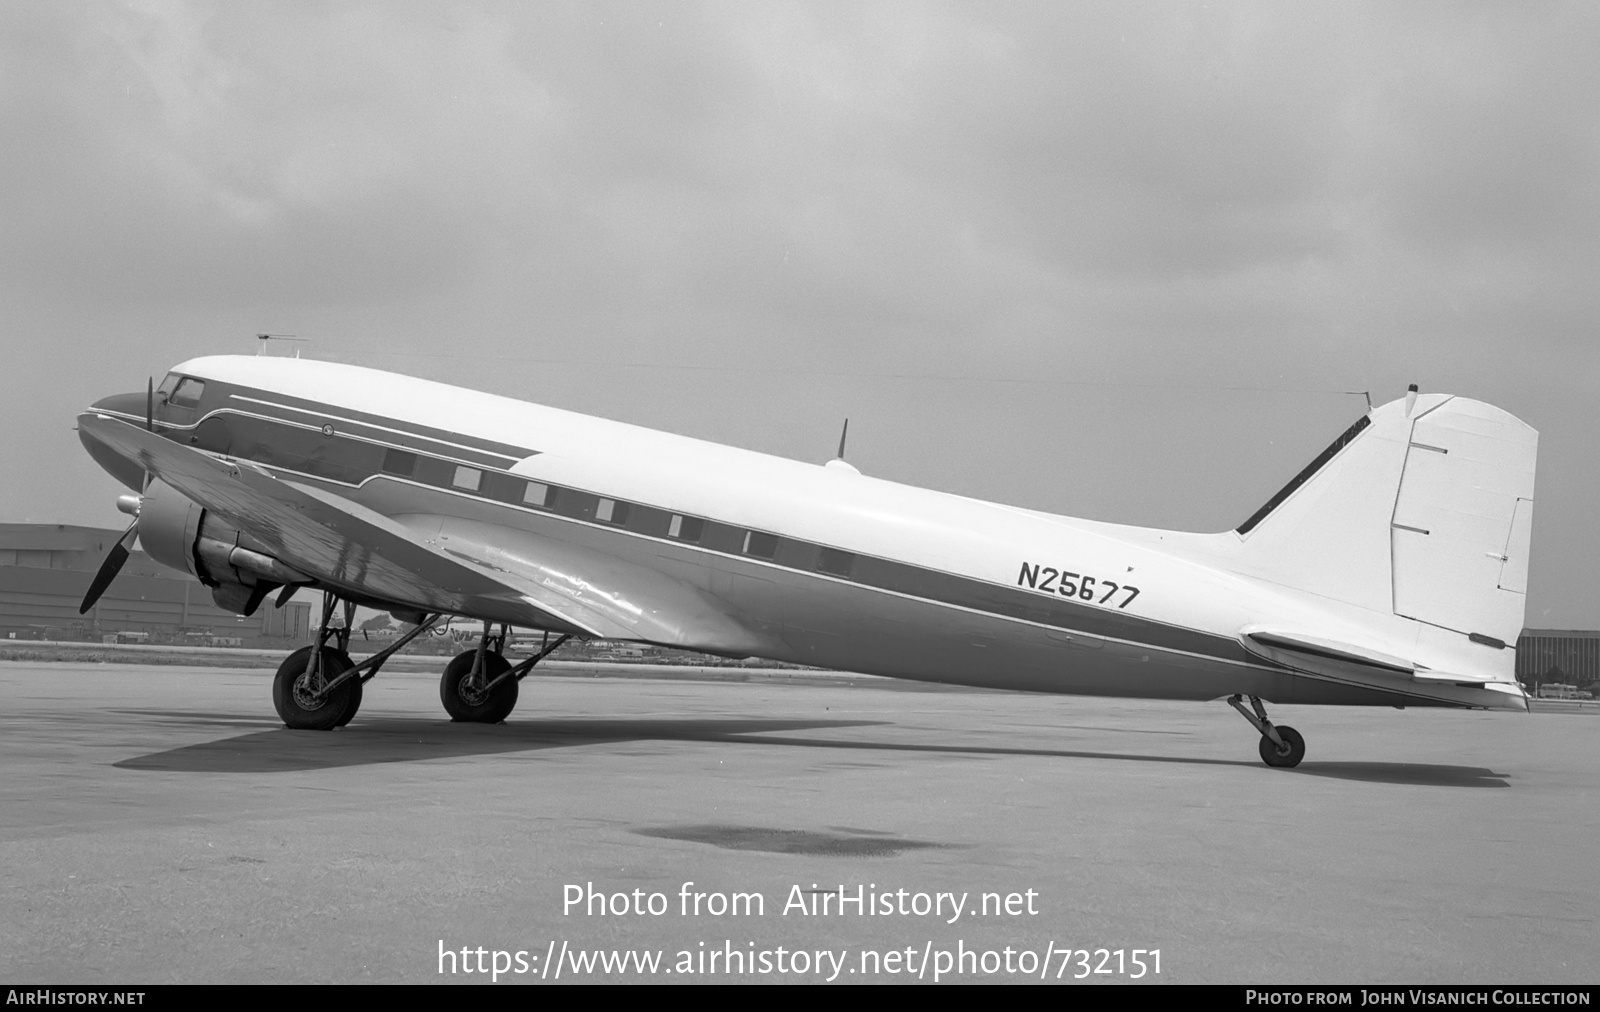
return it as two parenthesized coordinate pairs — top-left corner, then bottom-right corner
(1410, 668), (1494, 685)
(1240, 626), (1414, 674)
(1239, 624), (1527, 709)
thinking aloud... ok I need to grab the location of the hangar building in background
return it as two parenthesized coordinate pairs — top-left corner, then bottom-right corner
(0, 523), (310, 645)
(1515, 629), (1600, 691)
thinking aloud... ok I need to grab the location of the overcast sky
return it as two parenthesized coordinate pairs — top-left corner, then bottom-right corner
(3, 1), (1596, 626)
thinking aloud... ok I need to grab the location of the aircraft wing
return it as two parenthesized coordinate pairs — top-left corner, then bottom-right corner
(79, 414), (766, 652)
(289, 485), (772, 655)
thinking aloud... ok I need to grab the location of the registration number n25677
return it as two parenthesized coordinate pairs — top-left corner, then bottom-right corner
(1017, 562), (1140, 609)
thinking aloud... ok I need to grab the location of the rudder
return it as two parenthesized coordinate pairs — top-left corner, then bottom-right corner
(1388, 397), (1536, 647)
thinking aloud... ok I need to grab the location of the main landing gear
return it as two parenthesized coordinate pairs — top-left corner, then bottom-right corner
(1228, 694), (1306, 769)
(269, 596), (572, 730)
(272, 593), (442, 730)
(440, 623), (571, 723)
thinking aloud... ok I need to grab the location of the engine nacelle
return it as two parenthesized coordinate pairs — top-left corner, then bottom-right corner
(136, 480), (211, 580)
(136, 480), (308, 615)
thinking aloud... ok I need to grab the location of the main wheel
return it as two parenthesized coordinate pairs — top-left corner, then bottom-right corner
(273, 645), (359, 730)
(1258, 725), (1306, 768)
(440, 649), (517, 723)
(332, 670), (363, 728)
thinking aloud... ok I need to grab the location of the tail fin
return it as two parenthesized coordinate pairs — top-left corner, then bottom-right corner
(1224, 392), (1537, 653)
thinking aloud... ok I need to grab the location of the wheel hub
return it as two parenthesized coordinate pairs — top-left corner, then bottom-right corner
(292, 671), (328, 711)
(458, 675), (490, 707)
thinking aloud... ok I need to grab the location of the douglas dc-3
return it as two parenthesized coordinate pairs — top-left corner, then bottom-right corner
(77, 356), (1537, 768)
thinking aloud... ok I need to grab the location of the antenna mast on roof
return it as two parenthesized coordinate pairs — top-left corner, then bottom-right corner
(256, 333), (308, 358)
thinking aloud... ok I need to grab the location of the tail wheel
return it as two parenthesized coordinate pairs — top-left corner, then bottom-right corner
(272, 645), (358, 730)
(440, 649), (517, 723)
(1258, 725), (1306, 768)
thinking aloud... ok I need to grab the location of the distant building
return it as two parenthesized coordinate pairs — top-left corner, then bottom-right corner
(1516, 629), (1600, 690)
(0, 523), (310, 644)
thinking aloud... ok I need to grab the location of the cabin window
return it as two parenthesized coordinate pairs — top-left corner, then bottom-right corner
(668, 515), (705, 543)
(742, 530), (778, 559)
(452, 466), (482, 492)
(817, 547), (855, 578)
(169, 377), (205, 408)
(522, 481), (549, 507)
(381, 449), (417, 477)
(594, 498), (630, 525)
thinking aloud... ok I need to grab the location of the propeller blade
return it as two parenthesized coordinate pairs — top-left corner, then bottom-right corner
(146, 376), (154, 432)
(274, 583), (301, 609)
(79, 521), (138, 614)
(837, 417), (849, 460)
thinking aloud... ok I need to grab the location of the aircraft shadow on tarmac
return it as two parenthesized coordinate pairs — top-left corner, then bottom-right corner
(690, 733), (1512, 788)
(112, 714), (1510, 787)
(113, 716), (881, 773)
(1288, 761), (1509, 788)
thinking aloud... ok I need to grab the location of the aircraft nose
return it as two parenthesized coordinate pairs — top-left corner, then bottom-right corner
(79, 395), (156, 493)
(88, 390), (151, 419)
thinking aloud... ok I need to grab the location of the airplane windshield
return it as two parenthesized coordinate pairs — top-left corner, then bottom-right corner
(156, 373), (179, 401)
(169, 377), (205, 408)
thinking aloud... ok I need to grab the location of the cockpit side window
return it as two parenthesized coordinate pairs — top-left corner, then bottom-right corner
(156, 373), (180, 400)
(169, 377), (206, 408)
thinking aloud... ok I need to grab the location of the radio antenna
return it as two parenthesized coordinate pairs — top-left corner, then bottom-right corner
(256, 333), (308, 357)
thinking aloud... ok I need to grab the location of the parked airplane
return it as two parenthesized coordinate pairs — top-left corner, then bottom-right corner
(76, 357), (1537, 767)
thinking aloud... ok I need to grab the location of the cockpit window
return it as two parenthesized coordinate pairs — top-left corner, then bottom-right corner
(156, 373), (180, 400)
(169, 377), (205, 408)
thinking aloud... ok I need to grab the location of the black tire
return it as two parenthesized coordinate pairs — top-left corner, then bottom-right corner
(273, 645), (359, 730)
(440, 649), (517, 723)
(1258, 725), (1306, 768)
(332, 670), (362, 728)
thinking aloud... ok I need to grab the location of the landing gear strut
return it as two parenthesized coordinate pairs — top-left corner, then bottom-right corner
(440, 624), (571, 723)
(1228, 694), (1306, 768)
(272, 592), (442, 730)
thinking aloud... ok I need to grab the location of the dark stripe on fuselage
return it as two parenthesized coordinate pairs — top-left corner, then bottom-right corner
(121, 382), (1260, 669)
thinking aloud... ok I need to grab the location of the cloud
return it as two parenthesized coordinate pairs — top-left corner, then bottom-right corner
(6, 1), (1597, 351)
